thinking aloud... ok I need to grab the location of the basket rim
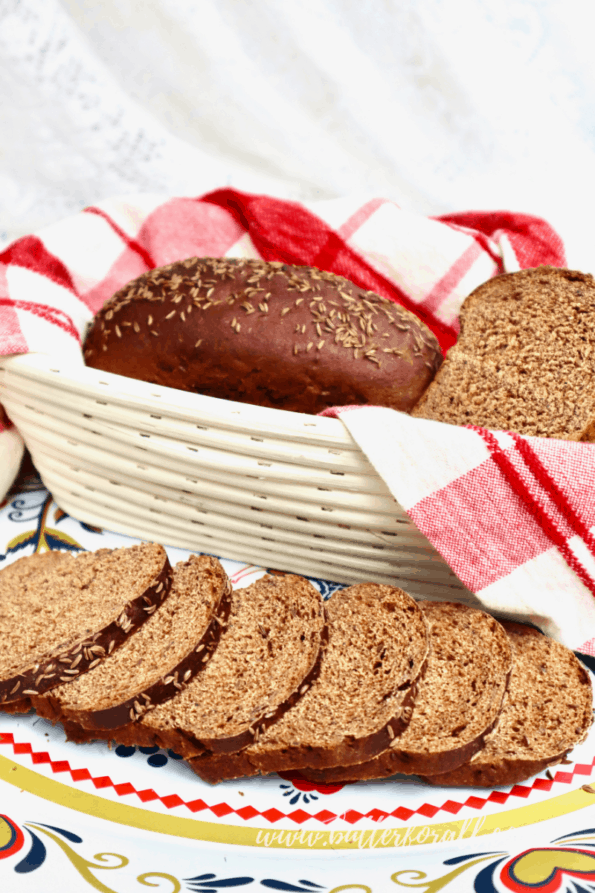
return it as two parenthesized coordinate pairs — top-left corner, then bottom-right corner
(0, 353), (356, 446)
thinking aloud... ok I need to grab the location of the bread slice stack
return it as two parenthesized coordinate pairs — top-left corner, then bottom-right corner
(33, 553), (232, 735)
(299, 601), (513, 784)
(188, 582), (429, 783)
(0, 544), (172, 711)
(113, 573), (328, 758)
(0, 549), (591, 790)
(422, 621), (593, 787)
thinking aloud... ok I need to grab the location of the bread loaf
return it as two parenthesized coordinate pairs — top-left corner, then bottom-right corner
(83, 257), (442, 414)
(413, 266), (595, 439)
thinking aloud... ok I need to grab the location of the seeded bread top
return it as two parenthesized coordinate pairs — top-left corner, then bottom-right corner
(143, 573), (325, 745)
(38, 554), (230, 716)
(84, 257), (442, 414)
(243, 583), (428, 759)
(413, 266), (595, 439)
(0, 544), (168, 680)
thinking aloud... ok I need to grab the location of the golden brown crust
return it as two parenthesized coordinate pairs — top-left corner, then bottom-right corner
(83, 257), (442, 414)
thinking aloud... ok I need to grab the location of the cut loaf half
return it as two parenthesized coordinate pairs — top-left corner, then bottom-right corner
(300, 601), (512, 783)
(189, 582), (429, 783)
(412, 266), (595, 440)
(0, 543), (172, 708)
(33, 554), (231, 733)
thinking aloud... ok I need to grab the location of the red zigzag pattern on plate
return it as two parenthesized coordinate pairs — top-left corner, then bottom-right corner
(1, 733), (594, 826)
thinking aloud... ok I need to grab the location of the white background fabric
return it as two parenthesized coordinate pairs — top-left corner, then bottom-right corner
(2, 0), (595, 269)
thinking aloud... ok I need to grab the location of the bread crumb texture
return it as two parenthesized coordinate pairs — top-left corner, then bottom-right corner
(242, 583), (428, 767)
(38, 554), (229, 715)
(424, 621), (593, 787)
(299, 601), (513, 782)
(413, 266), (595, 439)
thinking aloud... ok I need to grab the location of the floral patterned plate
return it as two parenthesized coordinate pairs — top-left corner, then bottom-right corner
(2, 476), (595, 892)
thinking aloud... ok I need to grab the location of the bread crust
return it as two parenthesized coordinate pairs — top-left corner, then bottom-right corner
(300, 716), (501, 784)
(83, 257), (442, 414)
(422, 753), (572, 788)
(188, 680), (419, 784)
(0, 546), (172, 707)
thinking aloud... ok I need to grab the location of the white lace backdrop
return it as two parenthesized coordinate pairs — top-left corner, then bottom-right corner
(1, 0), (595, 269)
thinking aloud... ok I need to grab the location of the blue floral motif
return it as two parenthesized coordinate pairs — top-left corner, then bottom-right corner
(14, 827), (46, 874)
(304, 577), (346, 600)
(184, 873), (254, 890)
(114, 743), (183, 768)
(260, 882), (325, 891)
(0, 489), (103, 564)
(279, 781), (318, 806)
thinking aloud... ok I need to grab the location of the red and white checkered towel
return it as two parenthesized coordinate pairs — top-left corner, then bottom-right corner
(4, 190), (593, 653)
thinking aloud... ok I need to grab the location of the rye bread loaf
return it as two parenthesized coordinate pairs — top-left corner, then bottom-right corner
(413, 266), (595, 440)
(299, 601), (512, 783)
(83, 257), (442, 414)
(0, 544), (172, 708)
(32, 555), (231, 733)
(188, 583), (429, 784)
(423, 621), (593, 787)
(106, 574), (326, 759)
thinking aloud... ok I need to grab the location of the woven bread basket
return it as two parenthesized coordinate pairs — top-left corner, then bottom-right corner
(0, 352), (471, 600)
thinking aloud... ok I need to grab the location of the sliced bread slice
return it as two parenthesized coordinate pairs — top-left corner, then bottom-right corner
(32, 554), (231, 732)
(108, 574), (326, 758)
(300, 601), (512, 783)
(189, 583), (429, 784)
(0, 543), (172, 708)
(423, 621), (593, 787)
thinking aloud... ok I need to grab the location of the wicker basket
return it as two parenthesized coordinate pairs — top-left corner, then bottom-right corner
(0, 353), (471, 600)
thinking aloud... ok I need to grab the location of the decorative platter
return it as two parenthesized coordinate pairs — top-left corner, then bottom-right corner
(2, 473), (595, 892)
